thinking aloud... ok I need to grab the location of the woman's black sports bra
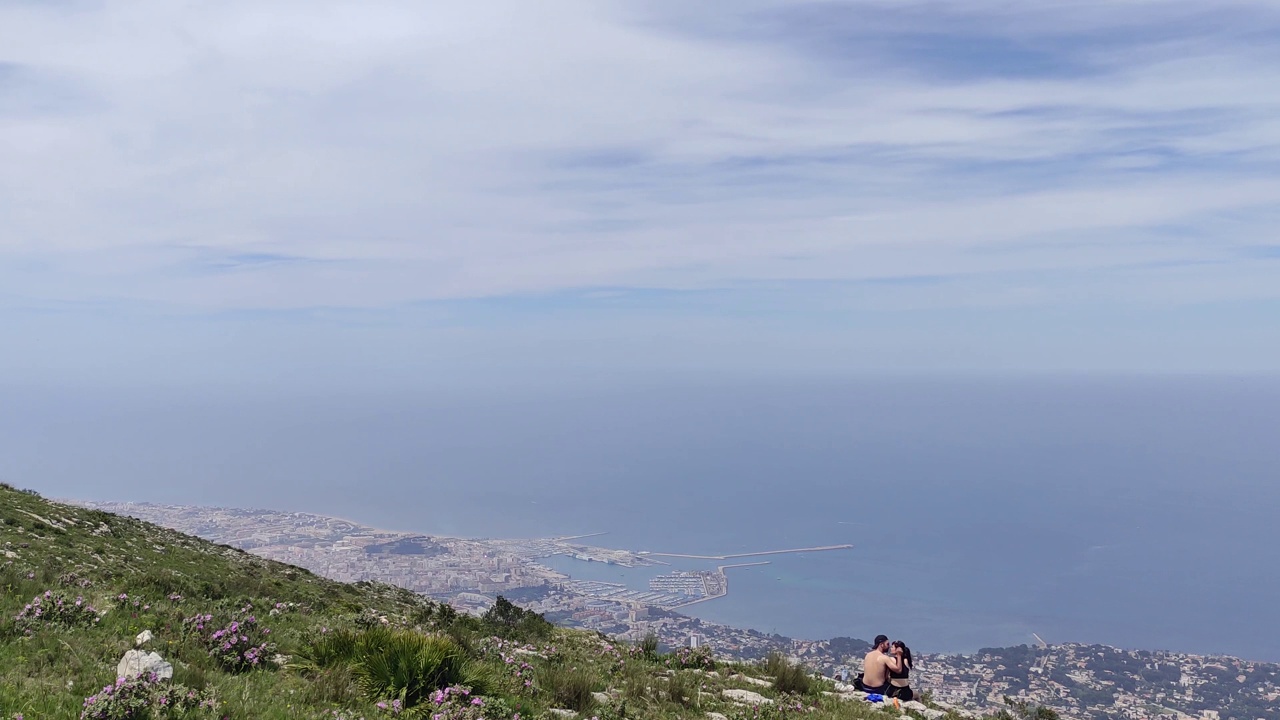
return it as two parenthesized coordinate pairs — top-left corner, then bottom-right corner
(890, 661), (911, 680)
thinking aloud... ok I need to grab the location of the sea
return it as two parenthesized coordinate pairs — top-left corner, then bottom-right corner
(3, 376), (1278, 661)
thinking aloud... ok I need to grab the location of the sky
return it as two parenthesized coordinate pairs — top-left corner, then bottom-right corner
(3, 0), (1280, 388)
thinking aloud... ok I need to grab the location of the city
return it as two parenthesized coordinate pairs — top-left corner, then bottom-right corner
(81, 501), (1279, 720)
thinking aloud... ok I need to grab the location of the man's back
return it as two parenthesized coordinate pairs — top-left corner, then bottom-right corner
(863, 649), (889, 689)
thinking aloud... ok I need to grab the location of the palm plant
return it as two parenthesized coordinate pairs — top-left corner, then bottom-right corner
(292, 628), (360, 673)
(352, 632), (470, 707)
(295, 627), (491, 714)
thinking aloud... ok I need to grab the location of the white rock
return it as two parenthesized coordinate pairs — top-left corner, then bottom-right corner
(833, 681), (859, 693)
(135, 630), (154, 646)
(902, 706), (946, 720)
(548, 710), (577, 718)
(706, 713), (729, 720)
(117, 649), (173, 680)
(730, 674), (772, 688)
(901, 696), (952, 712)
(591, 692), (611, 704)
(722, 689), (773, 705)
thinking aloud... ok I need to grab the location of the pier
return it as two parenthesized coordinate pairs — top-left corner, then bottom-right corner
(640, 544), (853, 560)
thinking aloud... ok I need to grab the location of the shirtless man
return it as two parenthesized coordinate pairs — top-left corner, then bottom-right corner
(861, 635), (903, 695)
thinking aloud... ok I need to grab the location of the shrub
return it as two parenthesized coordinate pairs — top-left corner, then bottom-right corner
(295, 628), (361, 672)
(481, 596), (552, 642)
(621, 663), (652, 702)
(79, 673), (216, 720)
(763, 652), (789, 677)
(406, 685), (514, 720)
(639, 633), (660, 661)
(539, 664), (598, 712)
(354, 608), (392, 630)
(665, 671), (699, 708)
(297, 627), (493, 710)
(442, 621), (478, 657)
(13, 590), (101, 633)
(766, 653), (812, 696)
(182, 612), (275, 673)
(299, 664), (360, 706)
(668, 645), (715, 671)
(476, 636), (536, 690)
(351, 631), (475, 709)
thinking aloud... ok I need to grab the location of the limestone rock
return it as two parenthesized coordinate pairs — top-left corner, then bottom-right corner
(706, 713), (729, 720)
(730, 674), (772, 688)
(117, 649), (173, 680)
(548, 710), (577, 718)
(902, 704), (945, 720)
(135, 630), (154, 646)
(592, 692), (611, 704)
(832, 681), (859, 693)
(722, 689), (773, 705)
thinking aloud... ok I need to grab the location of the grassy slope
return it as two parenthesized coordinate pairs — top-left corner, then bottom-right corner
(1, 483), (444, 718)
(1, 485), (958, 720)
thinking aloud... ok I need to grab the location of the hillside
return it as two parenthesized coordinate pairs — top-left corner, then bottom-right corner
(1, 484), (975, 720)
(62, 501), (1280, 720)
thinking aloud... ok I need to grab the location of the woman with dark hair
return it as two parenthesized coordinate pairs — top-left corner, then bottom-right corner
(887, 641), (914, 702)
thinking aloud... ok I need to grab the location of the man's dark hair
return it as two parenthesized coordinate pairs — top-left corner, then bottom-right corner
(874, 634), (889, 647)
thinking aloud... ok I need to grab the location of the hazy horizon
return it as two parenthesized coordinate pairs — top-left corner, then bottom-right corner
(7, 375), (1279, 661)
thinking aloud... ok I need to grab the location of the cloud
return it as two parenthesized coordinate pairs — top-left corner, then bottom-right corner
(1, 0), (1279, 312)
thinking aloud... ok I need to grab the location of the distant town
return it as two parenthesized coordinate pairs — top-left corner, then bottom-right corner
(82, 501), (1278, 720)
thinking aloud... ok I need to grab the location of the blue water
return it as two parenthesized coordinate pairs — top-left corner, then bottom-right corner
(4, 377), (1278, 660)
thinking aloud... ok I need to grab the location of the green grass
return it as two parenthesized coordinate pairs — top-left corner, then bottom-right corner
(1, 483), (968, 720)
(765, 652), (815, 696)
(639, 632), (660, 660)
(537, 665), (598, 713)
(663, 671), (699, 708)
